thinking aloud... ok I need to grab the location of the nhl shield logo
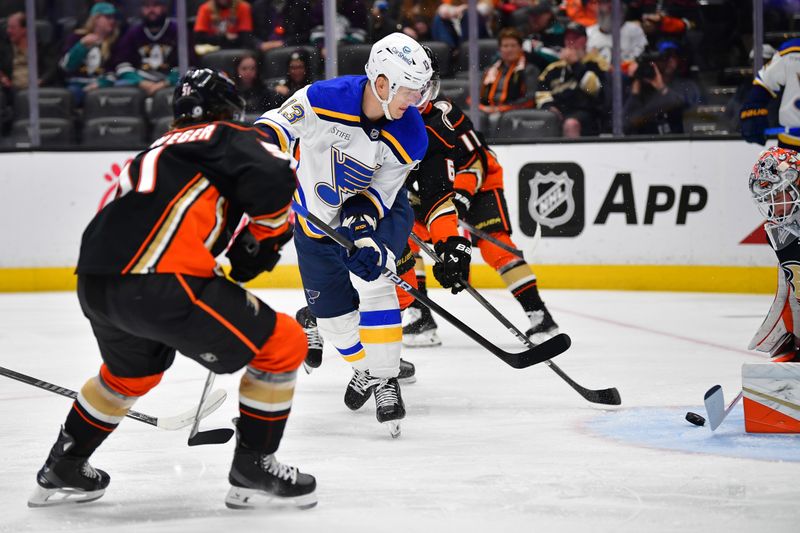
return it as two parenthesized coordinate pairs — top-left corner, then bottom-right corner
(528, 171), (575, 229)
(369, 128), (380, 140)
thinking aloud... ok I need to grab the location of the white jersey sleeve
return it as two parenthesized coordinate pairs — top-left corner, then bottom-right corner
(254, 85), (313, 153)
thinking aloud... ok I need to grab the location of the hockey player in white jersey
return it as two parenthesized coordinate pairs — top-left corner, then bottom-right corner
(740, 38), (800, 149)
(255, 33), (433, 437)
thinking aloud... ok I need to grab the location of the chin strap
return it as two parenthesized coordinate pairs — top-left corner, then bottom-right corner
(370, 79), (395, 121)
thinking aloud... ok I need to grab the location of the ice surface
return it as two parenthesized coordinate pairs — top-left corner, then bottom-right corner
(1, 288), (798, 533)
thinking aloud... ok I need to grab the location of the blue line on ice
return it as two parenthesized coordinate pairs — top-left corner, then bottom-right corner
(584, 407), (800, 462)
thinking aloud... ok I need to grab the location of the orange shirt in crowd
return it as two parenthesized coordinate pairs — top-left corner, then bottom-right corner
(194, 1), (254, 36)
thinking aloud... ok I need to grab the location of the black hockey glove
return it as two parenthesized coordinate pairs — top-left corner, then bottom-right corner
(227, 226), (293, 283)
(452, 188), (473, 219)
(433, 236), (471, 294)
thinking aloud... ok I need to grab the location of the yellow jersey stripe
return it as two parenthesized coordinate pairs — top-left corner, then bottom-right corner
(255, 119), (288, 152)
(312, 106), (361, 123)
(380, 130), (412, 164)
(360, 327), (403, 344)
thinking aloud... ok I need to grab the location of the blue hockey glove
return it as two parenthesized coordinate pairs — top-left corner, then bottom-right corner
(740, 104), (769, 145)
(336, 226), (387, 282)
(740, 85), (773, 146)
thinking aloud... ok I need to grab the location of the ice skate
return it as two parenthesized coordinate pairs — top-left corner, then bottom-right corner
(525, 306), (559, 345)
(402, 302), (441, 347)
(374, 378), (405, 438)
(226, 444), (317, 510)
(344, 368), (379, 411)
(398, 358), (416, 384)
(295, 307), (323, 374)
(28, 427), (110, 508)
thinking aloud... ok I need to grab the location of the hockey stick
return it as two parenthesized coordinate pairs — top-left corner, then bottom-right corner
(410, 233), (621, 405)
(703, 385), (744, 431)
(187, 370), (235, 446)
(291, 202), (571, 368)
(458, 219), (523, 258)
(0, 365), (227, 430)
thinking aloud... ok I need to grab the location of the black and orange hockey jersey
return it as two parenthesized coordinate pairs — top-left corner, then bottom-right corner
(406, 97), (501, 244)
(77, 121), (295, 277)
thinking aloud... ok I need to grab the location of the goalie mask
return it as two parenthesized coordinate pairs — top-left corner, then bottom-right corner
(750, 147), (800, 238)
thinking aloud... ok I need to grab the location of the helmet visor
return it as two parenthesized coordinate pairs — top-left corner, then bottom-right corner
(396, 79), (436, 108)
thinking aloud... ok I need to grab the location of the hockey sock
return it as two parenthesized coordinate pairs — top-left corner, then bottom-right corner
(498, 259), (544, 313)
(238, 367), (296, 454)
(414, 255), (428, 295)
(64, 373), (139, 457)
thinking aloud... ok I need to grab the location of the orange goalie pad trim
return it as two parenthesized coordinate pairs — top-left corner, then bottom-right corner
(743, 397), (800, 433)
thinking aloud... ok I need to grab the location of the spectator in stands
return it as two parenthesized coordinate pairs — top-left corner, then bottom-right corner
(251, 0), (287, 52)
(233, 52), (280, 114)
(627, 0), (700, 43)
(655, 40), (703, 109)
(623, 52), (685, 134)
(523, 0), (565, 71)
(565, 0), (599, 27)
(430, 1), (491, 49)
(193, 0), (256, 55)
(536, 22), (608, 137)
(113, 0), (186, 96)
(587, 0), (648, 76)
(0, 11), (58, 96)
(60, 2), (120, 106)
(368, 1), (403, 43)
(480, 28), (537, 118)
(272, 48), (312, 103)
(392, 0), (437, 41)
(309, 0), (369, 47)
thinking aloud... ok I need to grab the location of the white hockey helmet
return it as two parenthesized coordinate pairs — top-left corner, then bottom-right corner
(365, 32), (434, 120)
(750, 146), (800, 228)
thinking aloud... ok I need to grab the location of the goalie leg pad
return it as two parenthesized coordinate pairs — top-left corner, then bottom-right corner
(749, 266), (800, 355)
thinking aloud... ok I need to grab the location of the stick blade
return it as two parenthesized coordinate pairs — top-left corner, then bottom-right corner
(157, 389), (228, 430)
(187, 428), (235, 446)
(703, 384), (725, 431)
(589, 387), (622, 406)
(508, 333), (571, 369)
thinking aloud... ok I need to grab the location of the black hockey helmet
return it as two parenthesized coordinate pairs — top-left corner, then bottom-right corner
(422, 44), (442, 101)
(420, 45), (441, 103)
(173, 67), (246, 123)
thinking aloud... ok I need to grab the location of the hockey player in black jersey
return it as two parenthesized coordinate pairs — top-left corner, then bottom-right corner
(29, 68), (316, 510)
(403, 45), (559, 347)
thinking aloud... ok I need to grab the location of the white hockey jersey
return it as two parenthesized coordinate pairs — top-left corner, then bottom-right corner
(754, 39), (800, 147)
(254, 75), (427, 238)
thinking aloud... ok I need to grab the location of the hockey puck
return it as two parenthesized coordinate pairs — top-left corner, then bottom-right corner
(685, 411), (706, 427)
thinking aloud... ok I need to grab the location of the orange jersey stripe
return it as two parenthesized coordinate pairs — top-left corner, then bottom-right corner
(122, 173), (203, 274)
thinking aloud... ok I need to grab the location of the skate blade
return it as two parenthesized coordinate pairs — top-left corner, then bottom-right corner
(303, 362), (313, 375)
(402, 332), (442, 348)
(225, 486), (318, 510)
(28, 485), (105, 508)
(383, 420), (401, 438)
(398, 375), (417, 385)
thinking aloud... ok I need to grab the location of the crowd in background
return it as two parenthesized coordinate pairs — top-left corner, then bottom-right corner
(0, 0), (798, 147)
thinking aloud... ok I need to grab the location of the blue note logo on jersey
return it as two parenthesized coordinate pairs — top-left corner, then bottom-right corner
(315, 148), (378, 207)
